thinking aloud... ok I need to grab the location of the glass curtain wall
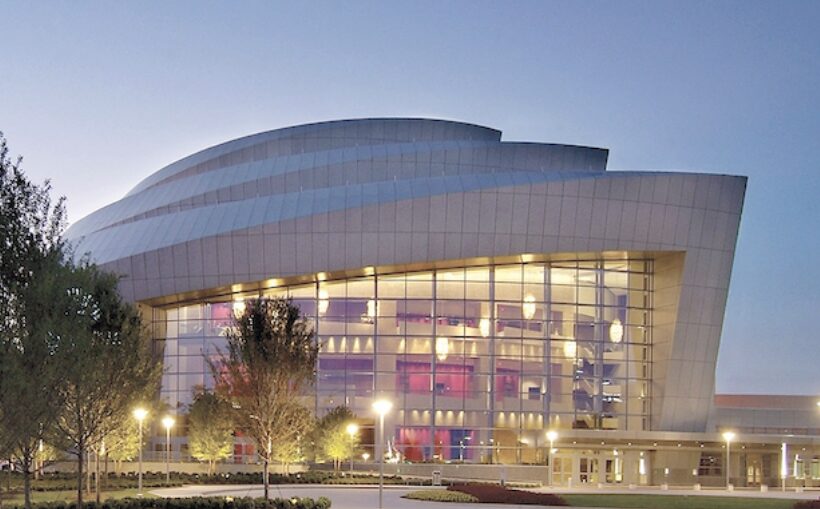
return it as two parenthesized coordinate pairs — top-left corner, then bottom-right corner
(156, 259), (652, 464)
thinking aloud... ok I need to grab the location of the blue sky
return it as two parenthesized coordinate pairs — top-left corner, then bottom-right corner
(2, 0), (818, 394)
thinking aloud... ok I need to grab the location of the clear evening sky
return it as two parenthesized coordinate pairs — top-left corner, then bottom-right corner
(2, 1), (818, 395)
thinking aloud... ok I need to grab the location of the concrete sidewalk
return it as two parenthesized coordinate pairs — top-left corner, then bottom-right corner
(151, 485), (578, 509)
(150, 483), (819, 509)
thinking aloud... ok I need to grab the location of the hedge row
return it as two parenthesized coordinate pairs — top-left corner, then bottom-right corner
(11, 496), (331, 509)
(403, 490), (479, 503)
(5, 471), (423, 489)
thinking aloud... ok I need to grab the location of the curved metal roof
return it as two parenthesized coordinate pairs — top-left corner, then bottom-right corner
(66, 118), (608, 264)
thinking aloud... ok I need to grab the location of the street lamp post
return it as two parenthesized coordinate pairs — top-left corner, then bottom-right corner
(722, 431), (736, 489)
(372, 399), (393, 509)
(346, 423), (359, 473)
(162, 416), (175, 484)
(546, 430), (558, 488)
(132, 408), (148, 496)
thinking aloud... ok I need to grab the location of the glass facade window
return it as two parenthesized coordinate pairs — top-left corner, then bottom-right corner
(154, 258), (653, 463)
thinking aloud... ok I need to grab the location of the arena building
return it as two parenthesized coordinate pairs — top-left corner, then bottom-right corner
(65, 118), (818, 487)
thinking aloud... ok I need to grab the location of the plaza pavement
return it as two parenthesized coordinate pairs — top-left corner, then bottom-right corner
(150, 483), (819, 509)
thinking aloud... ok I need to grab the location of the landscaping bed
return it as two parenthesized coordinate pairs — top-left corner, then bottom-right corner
(447, 484), (567, 506)
(5, 496), (331, 509)
(403, 490), (479, 503)
(403, 484), (567, 505)
(1, 470), (424, 491)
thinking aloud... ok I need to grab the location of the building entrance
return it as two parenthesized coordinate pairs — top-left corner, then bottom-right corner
(578, 450), (625, 485)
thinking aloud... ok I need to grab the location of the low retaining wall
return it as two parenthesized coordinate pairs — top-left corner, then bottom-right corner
(382, 463), (548, 485)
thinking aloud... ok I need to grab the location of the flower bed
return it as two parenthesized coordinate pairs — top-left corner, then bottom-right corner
(794, 501), (820, 509)
(448, 484), (567, 506)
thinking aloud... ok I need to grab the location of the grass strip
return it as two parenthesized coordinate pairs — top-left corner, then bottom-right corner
(562, 494), (797, 509)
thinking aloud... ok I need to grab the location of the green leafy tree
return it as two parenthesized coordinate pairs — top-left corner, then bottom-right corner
(0, 132), (66, 509)
(314, 406), (359, 472)
(209, 298), (319, 499)
(33, 442), (62, 480)
(104, 417), (141, 474)
(52, 261), (162, 507)
(188, 390), (234, 474)
(271, 406), (312, 474)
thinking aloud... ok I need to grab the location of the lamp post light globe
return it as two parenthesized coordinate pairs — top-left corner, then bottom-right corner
(132, 408), (148, 496)
(162, 416), (175, 483)
(372, 399), (393, 509)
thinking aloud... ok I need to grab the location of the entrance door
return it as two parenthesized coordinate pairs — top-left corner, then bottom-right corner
(746, 454), (762, 486)
(580, 458), (599, 484)
(605, 456), (624, 483)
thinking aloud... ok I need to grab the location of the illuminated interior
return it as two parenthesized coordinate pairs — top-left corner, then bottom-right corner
(156, 258), (652, 463)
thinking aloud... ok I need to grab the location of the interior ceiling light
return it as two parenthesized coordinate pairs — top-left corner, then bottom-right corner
(436, 336), (449, 361)
(609, 318), (624, 343)
(318, 289), (329, 314)
(523, 294), (537, 320)
(563, 338), (576, 358)
(479, 318), (491, 338)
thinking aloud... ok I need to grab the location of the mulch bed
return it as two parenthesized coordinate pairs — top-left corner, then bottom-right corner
(447, 484), (568, 506)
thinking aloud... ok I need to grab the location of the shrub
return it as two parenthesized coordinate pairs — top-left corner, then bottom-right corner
(794, 501), (820, 509)
(10, 470), (428, 491)
(448, 484), (567, 506)
(10, 496), (331, 509)
(404, 490), (479, 503)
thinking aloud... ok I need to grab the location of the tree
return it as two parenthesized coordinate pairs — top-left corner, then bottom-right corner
(209, 298), (318, 499)
(271, 406), (312, 474)
(314, 406), (359, 472)
(188, 390), (234, 474)
(0, 258), (68, 509)
(33, 442), (62, 480)
(0, 132), (66, 509)
(52, 261), (162, 507)
(104, 417), (141, 474)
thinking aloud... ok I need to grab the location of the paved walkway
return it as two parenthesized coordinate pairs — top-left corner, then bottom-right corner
(151, 483), (819, 509)
(152, 485), (575, 509)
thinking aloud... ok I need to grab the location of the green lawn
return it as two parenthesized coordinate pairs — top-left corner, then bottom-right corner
(562, 494), (797, 509)
(0, 488), (157, 506)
